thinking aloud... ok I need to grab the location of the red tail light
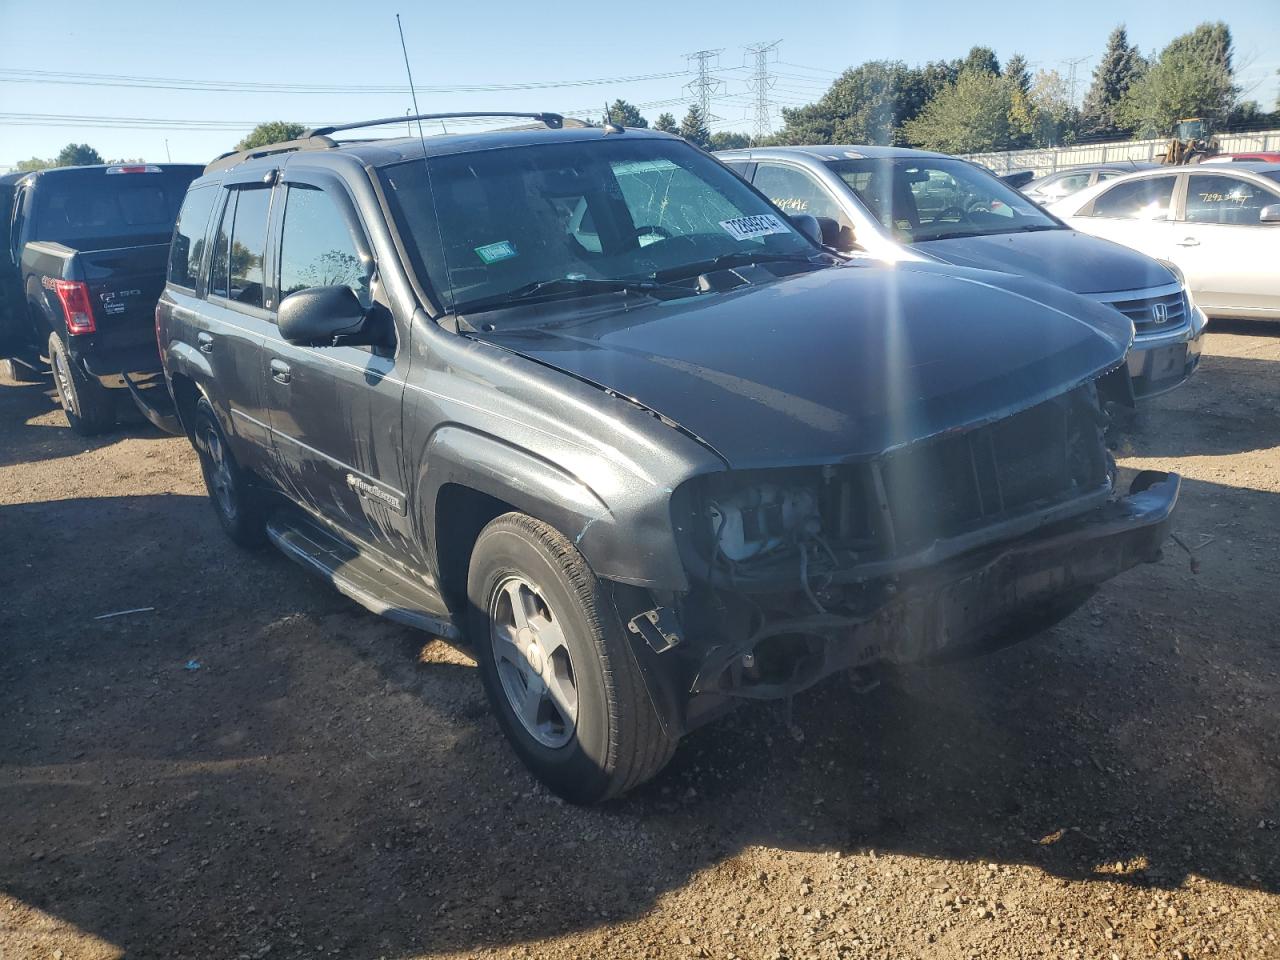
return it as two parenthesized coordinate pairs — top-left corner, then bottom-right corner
(52, 279), (97, 334)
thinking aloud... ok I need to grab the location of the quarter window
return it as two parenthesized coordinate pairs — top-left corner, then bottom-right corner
(168, 185), (218, 290)
(1086, 177), (1174, 220)
(278, 185), (371, 307)
(1185, 175), (1280, 225)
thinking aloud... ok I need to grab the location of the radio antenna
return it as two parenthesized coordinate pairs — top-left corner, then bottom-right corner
(395, 14), (431, 150)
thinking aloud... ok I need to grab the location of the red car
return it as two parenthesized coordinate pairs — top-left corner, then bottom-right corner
(1204, 152), (1280, 164)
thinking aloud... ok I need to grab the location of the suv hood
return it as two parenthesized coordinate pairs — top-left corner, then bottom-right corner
(916, 228), (1176, 295)
(474, 262), (1132, 469)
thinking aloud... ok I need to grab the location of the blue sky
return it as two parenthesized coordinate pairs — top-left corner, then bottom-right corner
(1, 0), (1276, 167)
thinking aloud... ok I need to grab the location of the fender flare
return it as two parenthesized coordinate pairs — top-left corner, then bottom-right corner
(418, 425), (689, 591)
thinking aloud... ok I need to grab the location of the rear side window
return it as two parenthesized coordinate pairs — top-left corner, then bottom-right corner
(1086, 177), (1174, 220)
(1185, 174), (1280, 225)
(168, 186), (218, 290)
(210, 187), (272, 308)
(278, 185), (371, 307)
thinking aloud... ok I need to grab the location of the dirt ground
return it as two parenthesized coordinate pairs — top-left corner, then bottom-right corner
(1, 325), (1278, 960)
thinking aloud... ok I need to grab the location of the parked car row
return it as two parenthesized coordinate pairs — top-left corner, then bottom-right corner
(3, 117), (1199, 804)
(717, 145), (1205, 398)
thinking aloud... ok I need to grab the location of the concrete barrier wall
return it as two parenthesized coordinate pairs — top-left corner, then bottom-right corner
(962, 129), (1280, 175)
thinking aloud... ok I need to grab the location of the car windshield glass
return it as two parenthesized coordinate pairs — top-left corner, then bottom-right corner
(826, 157), (1060, 244)
(32, 169), (199, 248)
(379, 137), (818, 313)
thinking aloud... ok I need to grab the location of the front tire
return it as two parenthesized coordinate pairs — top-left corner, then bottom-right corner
(48, 332), (116, 435)
(468, 513), (676, 804)
(193, 396), (266, 548)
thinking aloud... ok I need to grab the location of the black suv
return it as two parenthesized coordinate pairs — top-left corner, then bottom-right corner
(158, 114), (1179, 803)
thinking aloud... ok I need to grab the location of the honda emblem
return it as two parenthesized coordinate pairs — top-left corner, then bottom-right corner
(1151, 302), (1169, 324)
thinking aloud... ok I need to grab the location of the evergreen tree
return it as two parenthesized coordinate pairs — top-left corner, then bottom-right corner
(15, 157), (52, 172)
(1118, 22), (1238, 136)
(1004, 53), (1031, 96)
(55, 143), (104, 166)
(679, 105), (711, 148)
(653, 112), (678, 134)
(1082, 26), (1146, 137)
(960, 46), (1001, 77)
(605, 99), (648, 129)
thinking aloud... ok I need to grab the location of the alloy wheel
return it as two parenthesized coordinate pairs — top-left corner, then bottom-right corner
(489, 576), (579, 749)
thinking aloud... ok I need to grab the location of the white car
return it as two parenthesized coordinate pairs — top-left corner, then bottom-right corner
(1049, 163), (1280, 321)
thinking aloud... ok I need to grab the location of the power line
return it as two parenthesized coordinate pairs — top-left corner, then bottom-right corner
(0, 66), (695, 95)
(683, 50), (725, 121)
(744, 41), (782, 140)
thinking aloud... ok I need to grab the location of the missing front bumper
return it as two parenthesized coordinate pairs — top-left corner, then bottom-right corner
(692, 472), (1181, 699)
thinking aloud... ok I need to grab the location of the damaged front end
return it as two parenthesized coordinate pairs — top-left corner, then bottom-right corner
(632, 381), (1178, 727)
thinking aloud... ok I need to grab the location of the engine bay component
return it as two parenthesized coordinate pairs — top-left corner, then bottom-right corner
(708, 484), (819, 562)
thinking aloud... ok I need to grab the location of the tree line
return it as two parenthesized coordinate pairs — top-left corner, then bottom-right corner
(617, 22), (1277, 153)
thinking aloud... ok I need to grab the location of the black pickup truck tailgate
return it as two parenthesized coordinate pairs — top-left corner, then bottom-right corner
(77, 242), (170, 375)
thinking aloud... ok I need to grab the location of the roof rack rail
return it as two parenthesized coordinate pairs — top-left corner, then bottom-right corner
(306, 112), (564, 137)
(204, 133), (338, 174)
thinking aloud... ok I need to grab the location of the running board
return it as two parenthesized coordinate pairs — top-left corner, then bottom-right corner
(266, 515), (460, 639)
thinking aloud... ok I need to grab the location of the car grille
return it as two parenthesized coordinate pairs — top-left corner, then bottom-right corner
(818, 385), (1109, 557)
(1106, 290), (1188, 335)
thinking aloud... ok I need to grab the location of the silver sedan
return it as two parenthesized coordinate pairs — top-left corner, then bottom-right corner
(1049, 163), (1280, 321)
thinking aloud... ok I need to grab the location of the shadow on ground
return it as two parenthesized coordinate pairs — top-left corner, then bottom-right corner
(1, 469), (1276, 958)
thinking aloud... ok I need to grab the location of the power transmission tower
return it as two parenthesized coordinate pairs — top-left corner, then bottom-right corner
(744, 40), (781, 140)
(1063, 56), (1090, 106)
(684, 49), (725, 121)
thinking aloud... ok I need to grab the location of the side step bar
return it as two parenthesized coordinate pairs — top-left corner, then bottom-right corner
(266, 514), (460, 640)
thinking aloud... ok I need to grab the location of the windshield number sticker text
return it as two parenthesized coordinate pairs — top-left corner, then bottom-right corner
(719, 215), (791, 241)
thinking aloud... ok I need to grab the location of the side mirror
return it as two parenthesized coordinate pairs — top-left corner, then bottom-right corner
(278, 285), (371, 347)
(814, 215), (858, 251)
(1259, 204), (1280, 223)
(788, 213), (823, 247)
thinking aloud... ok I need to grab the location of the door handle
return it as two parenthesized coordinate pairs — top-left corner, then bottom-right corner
(270, 359), (292, 385)
(1175, 237), (1200, 247)
(196, 332), (214, 354)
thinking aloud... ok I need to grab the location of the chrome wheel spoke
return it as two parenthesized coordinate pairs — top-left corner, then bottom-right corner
(489, 575), (580, 749)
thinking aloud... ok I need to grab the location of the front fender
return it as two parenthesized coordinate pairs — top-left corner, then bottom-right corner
(419, 426), (690, 591)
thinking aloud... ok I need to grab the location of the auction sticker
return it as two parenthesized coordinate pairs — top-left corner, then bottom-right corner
(475, 240), (517, 264)
(719, 214), (791, 241)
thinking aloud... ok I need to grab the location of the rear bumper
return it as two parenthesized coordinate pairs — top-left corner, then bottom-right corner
(77, 343), (164, 382)
(689, 472), (1180, 700)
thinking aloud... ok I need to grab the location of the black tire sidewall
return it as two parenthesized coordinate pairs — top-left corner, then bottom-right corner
(194, 397), (264, 547)
(48, 332), (113, 435)
(469, 521), (618, 802)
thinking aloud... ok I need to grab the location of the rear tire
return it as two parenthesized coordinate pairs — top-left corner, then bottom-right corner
(468, 512), (676, 804)
(193, 396), (267, 548)
(3, 358), (45, 383)
(48, 332), (116, 436)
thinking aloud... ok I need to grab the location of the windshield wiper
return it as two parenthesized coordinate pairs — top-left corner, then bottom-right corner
(455, 276), (691, 314)
(653, 251), (819, 282)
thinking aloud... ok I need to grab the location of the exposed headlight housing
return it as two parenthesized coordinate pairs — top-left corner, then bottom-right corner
(708, 483), (820, 562)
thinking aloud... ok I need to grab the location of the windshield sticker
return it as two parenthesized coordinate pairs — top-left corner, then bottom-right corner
(719, 214), (791, 241)
(475, 240), (517, 264)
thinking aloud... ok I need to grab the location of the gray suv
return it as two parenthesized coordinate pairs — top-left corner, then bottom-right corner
(718, 146), (1205, 398)
(158, 115), (1179, 802)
